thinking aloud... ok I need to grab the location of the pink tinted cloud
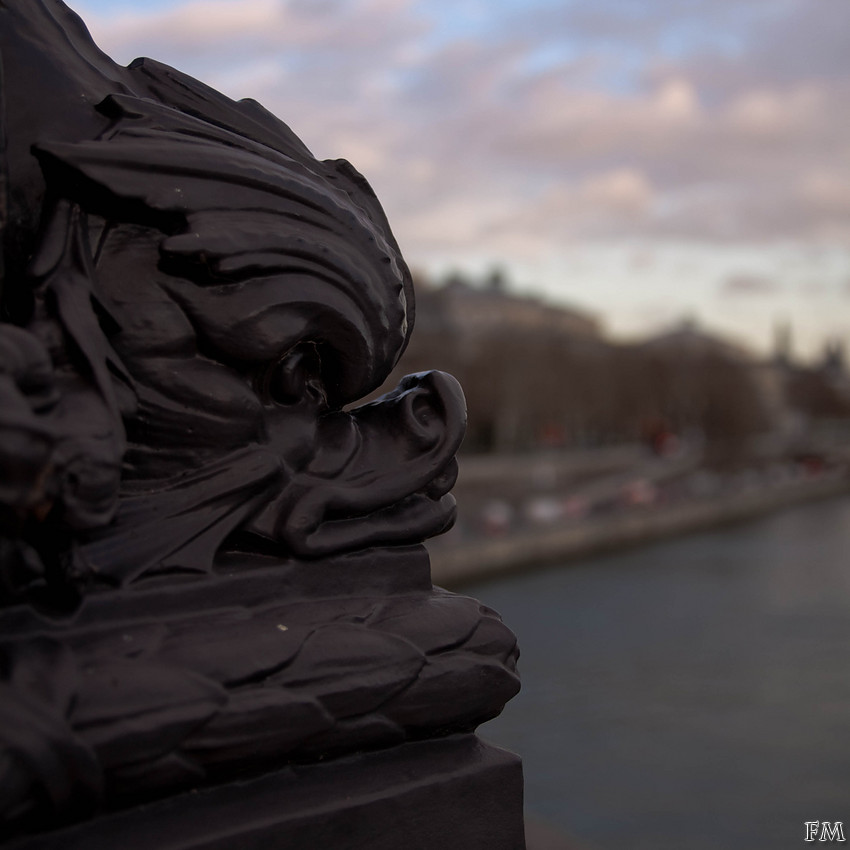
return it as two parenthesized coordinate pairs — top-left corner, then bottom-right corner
(74, 0), (850, 250)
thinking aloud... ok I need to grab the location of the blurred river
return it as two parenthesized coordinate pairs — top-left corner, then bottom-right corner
(471, 495), (850, 850)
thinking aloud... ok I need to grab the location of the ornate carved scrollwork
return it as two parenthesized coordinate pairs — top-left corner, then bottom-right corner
(0, 1), (519, 836)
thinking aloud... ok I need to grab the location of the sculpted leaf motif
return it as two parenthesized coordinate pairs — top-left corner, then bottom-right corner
(275, 624), (426, 717)
(0, 639), (101, 825)
(157, 610), (309, 688)
(366, 592), (484, 655)
(73, 661), (227, 768)
(381, 655), (521, 731)
(184, 689), (334, 767)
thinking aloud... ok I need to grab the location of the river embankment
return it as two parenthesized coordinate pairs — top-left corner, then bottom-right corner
(470, 495), (850, 850)
(429, 448), (850, 587)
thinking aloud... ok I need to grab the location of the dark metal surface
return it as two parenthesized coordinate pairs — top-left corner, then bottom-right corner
(5, 735), (525, 850)
(0, 2), (521, 841)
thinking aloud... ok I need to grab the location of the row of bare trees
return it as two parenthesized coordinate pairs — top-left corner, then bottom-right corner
(373, 272), (850, 464)
(382, 303), (769, 463)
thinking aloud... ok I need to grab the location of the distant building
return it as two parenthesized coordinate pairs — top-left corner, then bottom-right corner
(419, 275), (601, 339)
(772, 321), (793, 368)
(757, 330), (850, 451)
(820, 340), (848, 390)
(636, 318), (755, 362)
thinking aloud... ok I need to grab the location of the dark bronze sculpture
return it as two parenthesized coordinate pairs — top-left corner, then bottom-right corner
(0, 2), (523, 847)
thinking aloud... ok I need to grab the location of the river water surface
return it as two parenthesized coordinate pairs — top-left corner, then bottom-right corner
(471, 495), (850, 850)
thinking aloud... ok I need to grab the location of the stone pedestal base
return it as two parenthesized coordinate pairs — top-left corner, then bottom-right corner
(8, 735), (525, 850)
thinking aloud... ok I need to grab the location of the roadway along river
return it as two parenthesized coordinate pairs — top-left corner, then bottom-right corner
(470, 495), (850, 850)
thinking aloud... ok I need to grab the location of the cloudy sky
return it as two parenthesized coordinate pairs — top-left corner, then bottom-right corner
(74, 0), (850, 360)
